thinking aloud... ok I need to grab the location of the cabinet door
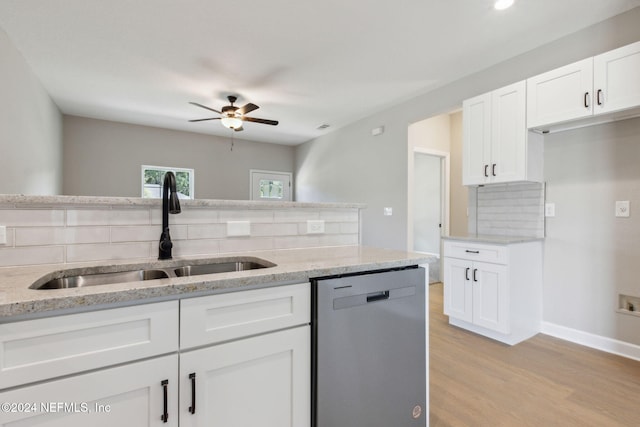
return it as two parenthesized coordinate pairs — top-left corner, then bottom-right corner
(443, 257), (473, 323)
(593, 40), (640, 115)
(462, 92), (491, 185)
(526, 58), (594, 129)
(0, 355), (178, 427)
(179, 326), (310, 427)
(472, 261), (509, 334)
(491, 81), (527, 183)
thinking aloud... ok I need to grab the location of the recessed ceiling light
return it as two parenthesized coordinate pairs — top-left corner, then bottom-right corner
(494, 0), (514, 10)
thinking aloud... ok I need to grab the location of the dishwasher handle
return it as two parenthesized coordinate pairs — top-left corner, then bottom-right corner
(366, 290), (390, 303)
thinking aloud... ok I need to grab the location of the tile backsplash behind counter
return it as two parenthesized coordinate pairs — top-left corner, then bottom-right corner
(0, 196), (362, 267)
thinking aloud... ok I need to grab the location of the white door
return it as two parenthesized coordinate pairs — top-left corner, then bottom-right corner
(491, 81), (527, 184)
(472, 261), (509, 334)
(593, 40), (640, 115)
(413, 153), (442, 256)
(462, 92), (491, 185)
(526, 58), (594, 128)
(250, 170), (292, 201)
(179, 326), (310, 427)
(0, 355), (178, 427)
(443, 257), (473, 323)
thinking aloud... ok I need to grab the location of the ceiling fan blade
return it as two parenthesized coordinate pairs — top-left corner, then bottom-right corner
(237, 103), (259, 115)
(243, 116), (279, 126)
(234, 126), (244, 132)
(189, 117), (220, 122)
(189, 102), (222, 114)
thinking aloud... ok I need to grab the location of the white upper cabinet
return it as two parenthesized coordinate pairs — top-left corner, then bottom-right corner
(594, 41), (640, 115)
(527, 58), (594, 128)
(463, 81), (542, 186)
(527, 40), (640, 131)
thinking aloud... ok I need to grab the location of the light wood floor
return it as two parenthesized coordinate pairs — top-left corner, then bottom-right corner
(429, 282), (640, 427)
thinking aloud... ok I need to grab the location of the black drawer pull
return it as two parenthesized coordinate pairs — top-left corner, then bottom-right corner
(465, 267), (470, 281)
(465, 250), (480, 254)
(473, 269), (478, 282)
(189, 373), (196, 414)
(161, 379), (169, 423)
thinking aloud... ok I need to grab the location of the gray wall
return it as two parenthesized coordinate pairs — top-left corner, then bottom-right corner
(295, 7), (640, 346)
(295, 7), (640, 251)
(63, 116), (295, 199)
(544, 117), (640, 345)
(0, 27), (62, 195)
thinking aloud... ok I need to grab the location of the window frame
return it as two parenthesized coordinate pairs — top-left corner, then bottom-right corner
(141, 165), (195, 199)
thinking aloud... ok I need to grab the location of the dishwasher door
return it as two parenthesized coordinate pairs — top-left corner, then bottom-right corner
(313, 267), (426, 427)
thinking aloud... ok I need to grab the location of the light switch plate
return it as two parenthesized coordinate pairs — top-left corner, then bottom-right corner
(227, 221), (251, 237)
(615, 201), (630, 217)
(384, 207), (393, 216)
(545, 203), (555, 217)
(307, 220), (325, 234)
(0, 226), (6, 245)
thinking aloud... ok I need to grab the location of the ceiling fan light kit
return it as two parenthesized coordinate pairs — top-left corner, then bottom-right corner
(189, 95), (278, 132)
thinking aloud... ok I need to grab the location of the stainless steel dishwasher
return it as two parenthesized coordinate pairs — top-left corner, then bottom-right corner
(312, 266), (426, 427)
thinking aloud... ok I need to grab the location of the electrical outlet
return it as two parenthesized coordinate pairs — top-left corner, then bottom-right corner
(0, 226), (6, 245)
(615, 201), (630, 217)
(307, 220), (325, 234)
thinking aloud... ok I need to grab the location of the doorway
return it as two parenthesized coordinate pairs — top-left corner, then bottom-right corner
(408, 148), (450, 283)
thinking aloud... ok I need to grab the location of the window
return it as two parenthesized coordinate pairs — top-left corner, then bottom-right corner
(250, 170), (292, 201)
(141, 165), (194, 199)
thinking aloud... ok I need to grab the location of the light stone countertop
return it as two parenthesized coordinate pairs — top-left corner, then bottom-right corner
(443, 234), (545, 245)
(0, 246), (432, 320)
(0, 194), (365, 209)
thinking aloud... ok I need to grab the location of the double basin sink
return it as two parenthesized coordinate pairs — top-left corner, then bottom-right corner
(30, 257), (276, 290)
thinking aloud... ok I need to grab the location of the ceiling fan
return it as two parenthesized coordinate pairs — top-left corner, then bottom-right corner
(189, 95), (279, 132)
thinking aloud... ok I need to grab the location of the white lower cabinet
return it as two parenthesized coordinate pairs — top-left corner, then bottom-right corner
(443, 239), (542, 345)
(0, 354), (179, 427)
(0, 283), (311, 427)
(179, 326), (310, 427)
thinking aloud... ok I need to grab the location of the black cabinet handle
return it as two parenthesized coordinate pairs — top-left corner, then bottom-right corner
(584, 92), (590, 108)
(465, 267), (470, 281)
(492, 164), (496, 177)
(484, 164), (488, 177)
(465, 250), (480, 254)
(597, 89), (603, 105)
(473, 269), (478, 282)
(161, 379), (169, 423)
(189, 373), (196, 415)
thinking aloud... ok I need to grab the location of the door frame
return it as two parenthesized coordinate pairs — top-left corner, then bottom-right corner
(407, 147), (450, 254)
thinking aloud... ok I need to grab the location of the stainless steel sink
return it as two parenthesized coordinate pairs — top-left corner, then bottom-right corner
(30, 257), (276, 290)
(32, 269), (170, 289)
(173, 261), (268, 277)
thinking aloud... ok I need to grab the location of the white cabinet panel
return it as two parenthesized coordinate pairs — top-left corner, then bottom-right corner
(179, 326), (310, 427)
(443, 257), (473, 323)
(0, 301), (178, 389)
(180, 282), (310, 349)
(0, 354), (178, 427)
(472, 261), (509, 334)
(594, 40), (640, 115)
(527, 58), (593, 128)
(463, 92), (492, 185)
(491, 82), (527, 183)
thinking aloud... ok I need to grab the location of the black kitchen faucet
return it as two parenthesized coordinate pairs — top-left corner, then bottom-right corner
(158, 171), (181, 260)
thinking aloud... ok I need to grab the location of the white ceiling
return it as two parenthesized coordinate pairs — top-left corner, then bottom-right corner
(1, 0), (639, 145)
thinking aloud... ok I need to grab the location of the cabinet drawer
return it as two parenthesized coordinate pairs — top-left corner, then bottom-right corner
(0, 301), (179, 389)
(180, 283), (310, 349)
(444, 240), (508, 264)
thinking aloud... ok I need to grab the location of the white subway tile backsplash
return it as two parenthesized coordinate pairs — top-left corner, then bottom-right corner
(66, 243), (152, 263)
(0, 201), (361, 267)
(0, 246), (65, 267)
(0, 209), (65, 227)
(15, 227), (110, 246)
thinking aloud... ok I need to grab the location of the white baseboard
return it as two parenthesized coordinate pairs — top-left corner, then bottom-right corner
(541, 322), (640, 362)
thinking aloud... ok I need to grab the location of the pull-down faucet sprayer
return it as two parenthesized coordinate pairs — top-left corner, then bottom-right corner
(158, 171), (181, 260)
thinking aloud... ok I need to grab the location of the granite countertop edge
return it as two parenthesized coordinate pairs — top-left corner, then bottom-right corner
(0, 246), (433, 320)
